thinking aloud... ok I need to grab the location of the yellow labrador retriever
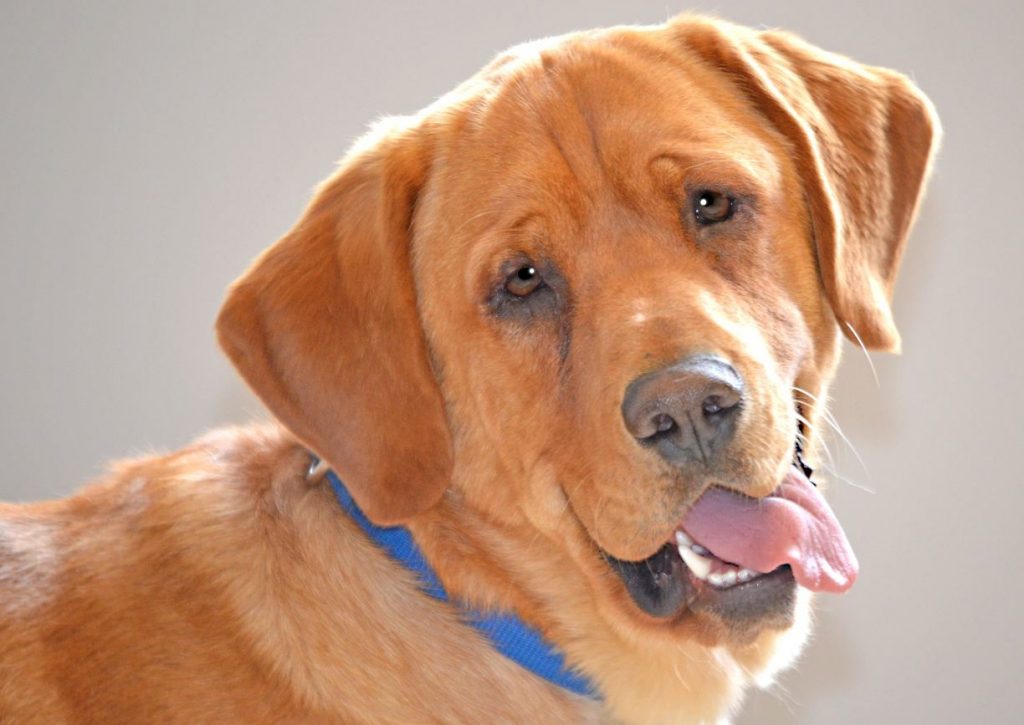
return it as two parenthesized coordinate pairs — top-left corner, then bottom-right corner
(0, 14), (938, 724)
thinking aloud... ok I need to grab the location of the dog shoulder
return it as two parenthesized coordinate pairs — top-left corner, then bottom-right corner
(0, 423), (329, 721)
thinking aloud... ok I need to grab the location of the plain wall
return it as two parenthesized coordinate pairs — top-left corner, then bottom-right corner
(2, 1), (1022, 722)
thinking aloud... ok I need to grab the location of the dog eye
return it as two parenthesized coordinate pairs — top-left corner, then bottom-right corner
(505, 265), (543, 297)
(488, 258), (563, 321)
(693, 190), (734, 225)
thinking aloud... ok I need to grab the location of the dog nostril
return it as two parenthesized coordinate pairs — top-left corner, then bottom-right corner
(701, 393), (739, 418)
(653, 413), (676, 435)
(702, 396), (723, 416)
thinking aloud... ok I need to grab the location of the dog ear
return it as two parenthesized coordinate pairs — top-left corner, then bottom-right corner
(677, 18), (941, 352)
(216, 119), (452, 524)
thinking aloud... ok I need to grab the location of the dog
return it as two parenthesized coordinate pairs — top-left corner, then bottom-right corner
(0, 14), (938, 724)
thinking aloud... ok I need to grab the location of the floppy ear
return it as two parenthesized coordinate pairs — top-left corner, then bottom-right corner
(677, 18), (941, 352)
(216, 119), (452, 524)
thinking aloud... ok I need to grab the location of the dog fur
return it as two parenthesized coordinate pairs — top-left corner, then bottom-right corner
(0, 15), (939, 724)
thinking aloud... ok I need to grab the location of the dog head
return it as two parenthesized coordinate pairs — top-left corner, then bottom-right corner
(217, 12), (938, 698)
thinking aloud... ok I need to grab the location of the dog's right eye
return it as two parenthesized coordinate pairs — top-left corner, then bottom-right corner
(488, 258), (563, 321)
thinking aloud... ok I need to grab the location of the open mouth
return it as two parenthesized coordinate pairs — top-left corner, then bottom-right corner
(605, 450), (858, 623)
(674, 528), (769, 588)
(606, 533), (797, 623)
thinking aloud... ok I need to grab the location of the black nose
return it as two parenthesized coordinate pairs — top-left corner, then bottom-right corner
(621, 355), (744, 467)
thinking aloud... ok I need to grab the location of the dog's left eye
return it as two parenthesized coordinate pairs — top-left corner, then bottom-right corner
(693, 190), (734, 225)
(506, 265), (542, 297)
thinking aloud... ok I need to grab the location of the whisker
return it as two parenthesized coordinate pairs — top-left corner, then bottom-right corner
(845, 322), (880, 388)
(817, 438), (838, 477)
(794, 387), (852, 447)
(794, 402), (863, 498)
(794, 412), (836, 467)
(791, 385), (821, 403)
(817, 406), (846, 440)
(448, 207), (499, 238)
(669, 654), (692, 692)
(761, 678), (801, 718)
(817, 463), (876, 495)
(793, 411), (816, 431)
(793, 386), (869, 476)
(808, 410), (870, 477)
(795, 428), (838, 476)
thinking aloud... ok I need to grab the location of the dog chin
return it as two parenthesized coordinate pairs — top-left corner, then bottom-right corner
(742, 586), (815, 688)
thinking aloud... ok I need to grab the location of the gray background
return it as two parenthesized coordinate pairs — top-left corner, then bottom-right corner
(2, 1), (1021, 722)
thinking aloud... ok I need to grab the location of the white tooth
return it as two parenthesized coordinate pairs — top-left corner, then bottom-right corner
(708, 572), (725, 587)
(675, 530), (693, 548)
(678, 544), (713, 580)
(692, 544), (710, 556)
(721, 570), (737, 587)
(737, 569), (753, 582)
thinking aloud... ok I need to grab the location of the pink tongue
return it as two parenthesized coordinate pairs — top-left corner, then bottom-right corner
(681, 470), (858, 593)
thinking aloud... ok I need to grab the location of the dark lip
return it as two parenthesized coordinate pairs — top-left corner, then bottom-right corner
(606, 541), (797, 625)
(688, 565), (796, 627)
(606, 543), (690, 618)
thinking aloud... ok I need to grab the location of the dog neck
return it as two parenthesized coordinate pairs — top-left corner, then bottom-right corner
(319, 458), (599, 700)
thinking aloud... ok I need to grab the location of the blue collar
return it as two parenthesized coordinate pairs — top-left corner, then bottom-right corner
(321, 462), (598, 699)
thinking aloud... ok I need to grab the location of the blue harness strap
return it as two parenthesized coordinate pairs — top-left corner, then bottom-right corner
(322, 464), (598, 699)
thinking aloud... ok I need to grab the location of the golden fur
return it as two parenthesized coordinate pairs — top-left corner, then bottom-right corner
(0, 15), (939, 724)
